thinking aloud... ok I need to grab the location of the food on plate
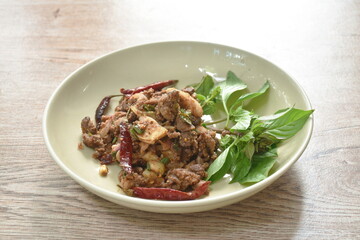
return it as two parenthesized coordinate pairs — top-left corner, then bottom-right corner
(81, 80), (217, 200)
(80, 71), (314, 200)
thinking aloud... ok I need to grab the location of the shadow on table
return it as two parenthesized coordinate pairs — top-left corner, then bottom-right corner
(95, 168), (304, 239)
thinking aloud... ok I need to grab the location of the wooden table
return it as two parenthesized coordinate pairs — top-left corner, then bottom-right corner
(1, 0), (359, 239)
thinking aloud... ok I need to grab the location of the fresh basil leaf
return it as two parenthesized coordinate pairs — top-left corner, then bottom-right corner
(202, 101), (216, 115)
(236, 80), (270, 103)
(207, 145), (235, 182)
(230, 151), (251, 183)
(260, 108), (314, 140)
(239, 131), (255, 142)
(196, 94), (206, 101)
(239, 147), (278, 184)
(196, 75), (214, 96)
(220, 135), (236, 148)
(244, 142), (255, 160)
(219, 71), (247, 113)
(209, 86), (221, 100)
(230, 107), (252, 131)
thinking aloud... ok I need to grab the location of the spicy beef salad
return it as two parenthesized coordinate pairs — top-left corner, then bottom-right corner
(80, 80), (217, 200)
(80, 71), (314, 201)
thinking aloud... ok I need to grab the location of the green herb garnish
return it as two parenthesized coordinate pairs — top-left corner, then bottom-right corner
(160, 157), (170, 164)
(195, 71), (314, 185)
(179, 108), (192, 125)
(133, 125), (144, 134)
(143, 104), (155, 111)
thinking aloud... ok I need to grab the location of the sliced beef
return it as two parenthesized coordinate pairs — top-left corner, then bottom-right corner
(186, 161), (209, 179)
(81, 116), (97, 134)
(155, 90), (180, 122)
(82, 133), (104, 148)
(179, 131), (198, 148)
(175, 115), (195, 132)
(165, 168), (201, 191)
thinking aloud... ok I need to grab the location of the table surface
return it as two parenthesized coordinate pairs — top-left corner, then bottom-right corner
(1, 0), (359, 239)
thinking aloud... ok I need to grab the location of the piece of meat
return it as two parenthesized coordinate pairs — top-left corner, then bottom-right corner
(195, 126), (218, 161)
(186, 161), (209, 179)
(175, 115), (195, 132)
(155, 90), (180, 122)
(136, 116), (168, 144)
(166, 88), (203, 117)
(181, 87), (195, 95)
(165, 168), (201, 191)
(82, 133), (104, 148)
(81, 116), (97, 134)
(179, 131), (198, 148)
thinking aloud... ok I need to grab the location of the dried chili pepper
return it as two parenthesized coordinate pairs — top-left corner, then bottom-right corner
(133, 181), (211, 200)
(120, 80), (178, 95)
(118, 122), (132, 173)
(95, 95), (123, 130)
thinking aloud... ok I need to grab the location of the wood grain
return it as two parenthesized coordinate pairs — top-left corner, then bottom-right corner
(1, 0), (359, 239)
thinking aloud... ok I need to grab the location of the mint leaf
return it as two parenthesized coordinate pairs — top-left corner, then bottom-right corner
(196, 75), (214, 96)
(239, 147), (278, 184)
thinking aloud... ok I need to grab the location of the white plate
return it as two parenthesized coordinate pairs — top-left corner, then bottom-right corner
(43, 41), (313, 213)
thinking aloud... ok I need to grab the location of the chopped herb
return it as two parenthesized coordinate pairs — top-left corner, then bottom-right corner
(129, 127), (139, 140)
(133, 125), (144, 134)
(146, 162), (151, 170)
(179, 108), (192, 125)
(161, 157), (170, 164)
(112, 137), (118, 144)
(143, 104), (155, 111)
(173, 143), (180, 151)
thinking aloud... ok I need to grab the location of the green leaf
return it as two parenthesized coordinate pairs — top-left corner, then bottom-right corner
(259, 108), (314, 140)
(230, 151), (251, 183)
(219, 71), (247, 113)
(209, 86), (221, 100)
(195, 75), (214, 96)
(239, 131), (255, 142)
(206, 145), (234, 182)
(161, 157), (170, 164)
(244, 142), (255, 159)
(179, 108), (192, 125)
(236, 80), (270, 103)
(202, 101), (216, 115)
(197, 85), (221, 115)
(220, 135), (236, 148)
(230, 107), (252, 131)
(239, 147), (278, 184)
(196, 94), (206, 101)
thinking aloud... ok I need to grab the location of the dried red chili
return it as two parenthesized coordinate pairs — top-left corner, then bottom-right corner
(133, 181), (211, 200)
(118, 122), (133, 173)
(120, 80), (178, 95)
(95, 95), (122, 130)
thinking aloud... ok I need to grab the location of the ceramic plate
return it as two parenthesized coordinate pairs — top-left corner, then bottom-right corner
(43, 41), (313, 213)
